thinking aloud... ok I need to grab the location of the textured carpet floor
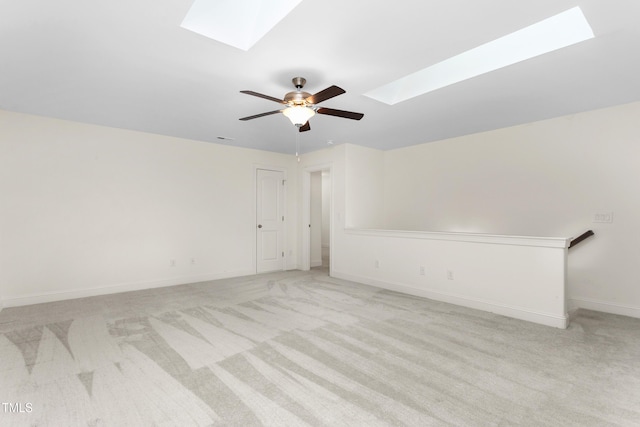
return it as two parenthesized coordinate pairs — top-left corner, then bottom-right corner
(1, 268), (639, 426)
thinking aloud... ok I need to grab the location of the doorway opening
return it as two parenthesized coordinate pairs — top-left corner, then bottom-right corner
(303, 165), (331, 273)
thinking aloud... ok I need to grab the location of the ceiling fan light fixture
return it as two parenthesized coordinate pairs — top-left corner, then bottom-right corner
(283, 105), (315, 126)
(239, 77), (363, 132)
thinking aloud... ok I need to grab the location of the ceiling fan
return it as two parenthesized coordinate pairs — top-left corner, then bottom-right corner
(239, 77), (364, 132)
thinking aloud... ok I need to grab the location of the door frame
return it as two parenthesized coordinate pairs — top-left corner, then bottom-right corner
(302, 163), (332, 274)
(254, 164), (287, 274)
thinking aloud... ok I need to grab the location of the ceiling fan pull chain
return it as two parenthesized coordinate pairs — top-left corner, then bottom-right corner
(295, 130), (301, 162)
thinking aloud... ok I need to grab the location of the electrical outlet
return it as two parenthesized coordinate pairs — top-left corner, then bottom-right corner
(420, 266), (426, 276)
(446, 270), (454, 280)
(191, 258), (196, 265)
(375, 260), (380, 269)
(170, 259), (176, 267)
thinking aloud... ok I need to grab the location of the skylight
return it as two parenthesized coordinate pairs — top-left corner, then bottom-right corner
(181, 0), (303, 51)
(364, 7), (595, 105)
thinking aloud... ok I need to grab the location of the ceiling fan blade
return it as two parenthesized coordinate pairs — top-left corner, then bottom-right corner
(298, 121), (311, 132)
(240, 90), (285, 104)
(239, 110), (282, 121)
(316, 107), (364, 120)
(305, 85), (346, 104)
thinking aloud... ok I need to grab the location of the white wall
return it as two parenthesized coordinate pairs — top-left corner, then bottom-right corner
(0, 110), (297, 306)
(383, 101), (640, 318)
(4, 100), (639, 323)
(335, 229), (569, 328)
(344, 144), (385, 229)
(330, 143), (570, 328)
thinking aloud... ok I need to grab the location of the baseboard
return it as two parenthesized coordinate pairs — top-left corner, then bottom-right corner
(286, 260), (298, 271)
(311, 259), (323, 267)
(1, 269), (256, 308)
(332, 270), (568, 329)
(569, 297), (640, 319)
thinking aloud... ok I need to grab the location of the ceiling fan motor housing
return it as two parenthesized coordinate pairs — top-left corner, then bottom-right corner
(285, 77), (311, 105)
(284, 90), (312, 106)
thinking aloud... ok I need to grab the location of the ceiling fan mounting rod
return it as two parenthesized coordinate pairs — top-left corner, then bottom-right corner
(292, 77), (306, 90)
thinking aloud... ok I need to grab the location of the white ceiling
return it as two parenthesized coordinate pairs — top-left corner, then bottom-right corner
(2, 0), (640, 154)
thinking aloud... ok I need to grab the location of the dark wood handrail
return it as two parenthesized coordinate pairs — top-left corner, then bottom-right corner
(568, 230), (594, 249)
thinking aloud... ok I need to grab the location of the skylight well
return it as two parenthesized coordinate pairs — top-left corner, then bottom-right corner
(181, 0), (303, 51)
(365, 7), (595, 105)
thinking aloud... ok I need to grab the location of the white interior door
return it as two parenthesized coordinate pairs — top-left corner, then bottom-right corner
(256, 169), (284, 273)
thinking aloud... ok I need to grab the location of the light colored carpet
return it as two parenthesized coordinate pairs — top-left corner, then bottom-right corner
(1, 268), (639, 426)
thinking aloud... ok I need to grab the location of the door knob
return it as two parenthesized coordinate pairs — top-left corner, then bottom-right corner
(257, 224), (263, 228)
